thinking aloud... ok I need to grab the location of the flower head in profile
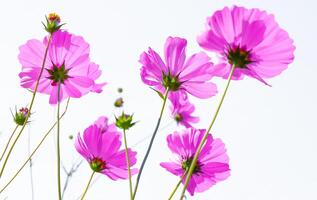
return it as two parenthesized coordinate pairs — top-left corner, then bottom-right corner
(140, 36), (217, 99)
(160, 128), (230, 196)
(43, 13), (64, 34)
(75, 116), (138, 180)
(169, 93), (199, 128)
(19, 30), (106, 104)
(197, 6), (295, 85)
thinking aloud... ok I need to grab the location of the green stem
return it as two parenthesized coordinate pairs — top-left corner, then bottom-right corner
(132, 89), (170, 199)
(0, 99), (70, 194)
(0, 35), (52, 179)
(168, 170), (188, 200)
(179, 65), (236, 199)
(168, 179), (182, 200)
(123, 129), (133, 200)
(57, 83), (62, 200)
(80, 171), (95, 200)
(0, 125), (19, 162)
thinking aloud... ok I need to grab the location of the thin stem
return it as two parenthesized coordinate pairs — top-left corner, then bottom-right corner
(168, 170), (188, 200)
(80, 171), (95, 200)
(61, 160), (83, 199)
(123, 129), (133, 200)
(28, 125), (35, 200)
(0, 125), (19, 162)
(131, 120), (174, 148)
(132, 89), (170, 199)
(57, 83), (62, 200)
(0, 35), (52, 179)
(179, 65), (236, 199)
(0, 98), (70, 194)
(168, 179), (182, 200)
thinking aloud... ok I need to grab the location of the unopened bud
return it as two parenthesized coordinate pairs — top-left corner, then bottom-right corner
(115, 112), (136, 130)
(43, 13), (64, 34)
(117, 88), (123, 93)
(13, 107), (30, 126)
(114, 97), (124, 108)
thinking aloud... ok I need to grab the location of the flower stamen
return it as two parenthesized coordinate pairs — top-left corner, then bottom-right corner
(182, 157), (201, 174)
(227, 46), (252, 68)
(162, 73), (181, 91)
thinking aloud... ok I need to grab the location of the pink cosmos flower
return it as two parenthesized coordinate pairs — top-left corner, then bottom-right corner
(197, 6), (295, 85)
(169, 93), (199, 128)
(140, 36), (217, 98)
(19, 30), (106, 104)
(160, 128), (230, 196)
(75, 116), (138, 180)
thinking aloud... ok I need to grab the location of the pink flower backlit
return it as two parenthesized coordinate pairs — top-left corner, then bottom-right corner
(197, 6), (295, 85)
(169, 93), (199, 128)
(75, 116), (138, 180)
(19, 30), (106, 104)
(140, 36), (217, 98)
(160, 128), (230, 196)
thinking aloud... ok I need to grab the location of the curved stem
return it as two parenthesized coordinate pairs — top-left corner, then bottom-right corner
(0, 125), (19, 162)
(123, 129), (133, 200)
(132, 89), (170, 199)
(57, 83), (62, 200)
(0, 98), (70, 194)
(0, 35), (52, 179)
(179, 65), (236, 199)
(80, 171), (95, 200)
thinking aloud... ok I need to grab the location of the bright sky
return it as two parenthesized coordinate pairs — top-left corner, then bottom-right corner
(0, 0), (316, 200)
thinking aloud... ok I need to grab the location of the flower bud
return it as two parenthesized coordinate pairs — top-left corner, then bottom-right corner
(13, 107), (30, 126)
(115, 112), (136, 130)
(114, 97), (124, 108)
(117, 88), (123, 93)
(43, 13), (64, 34)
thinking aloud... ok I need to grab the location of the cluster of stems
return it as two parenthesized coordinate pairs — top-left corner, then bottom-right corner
(56, 61), (234, 200)
(0, 15), (236, 200)
(130, 65), (236, 199)
(0, 32), (70, 200)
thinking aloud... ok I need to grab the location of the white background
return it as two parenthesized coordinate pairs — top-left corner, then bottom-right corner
(0, 0), (316, 199)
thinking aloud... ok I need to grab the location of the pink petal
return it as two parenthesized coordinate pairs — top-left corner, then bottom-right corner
(48, 30), (72, 65)
(182, 82), (217, 99)
(240, 20), (266, 50)
(75, 133), (91, 160)
(18, 39), (47, 69)
(208, 7), (235, 43)
(49, 86), (58, 104)
(64, 80), (83, 98)
(164, 37), (187, 75)
(100, 131), (122, 160)
(71, 76), (94, 88)
(107, 149), (137, 168)
(179, 52), (214, 82)
(83, 125), (103, 157)
(160, 162), (183, 176)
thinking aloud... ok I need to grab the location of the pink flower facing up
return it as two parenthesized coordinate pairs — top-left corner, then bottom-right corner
(160, 128), (230, 196)
(19, 30), (106, 104)
(197, 6), (295, 85)
(140, 36), (217, 99)
(75, 116), (138, 180)
(169, 92), (199, 128)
